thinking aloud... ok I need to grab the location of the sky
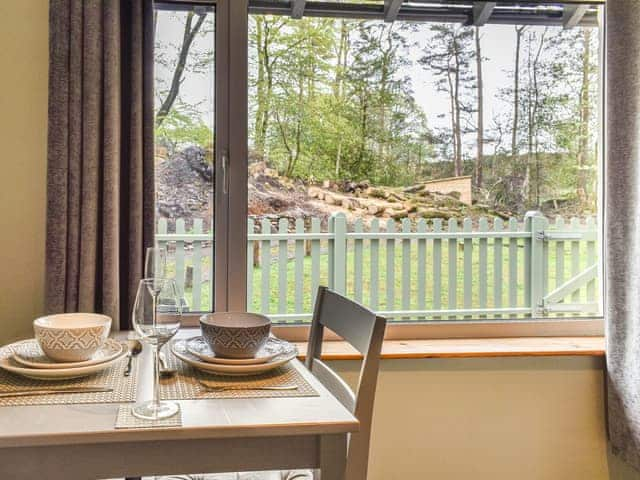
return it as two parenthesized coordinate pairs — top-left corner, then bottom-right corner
(155, 12), (599, 156)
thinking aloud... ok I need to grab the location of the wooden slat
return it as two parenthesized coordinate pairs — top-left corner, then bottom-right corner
(175, 219), (186, 298)
(542, 218), (549, 298)
(524, 216), (532, 310)
(278, 218), (289, 315)
(291, 0), (306, 18)
(432, 218), (442, 318)
(385, 219), (396, 311)
(493, 218), (503, 317)
(246, 218), (254, 311)
(416, 218), (427, 316)
(478, 217), (488, 316)
(508, 218), (518, 314)
(353, 218), (364, 303)
(370, 219), (380, 310)
(555, 216), (566, 289)
(261, 219), (272, 314)
(311, 218), (321, 308)
(447, 218), (458, 318)
(563, 4), (588, 29)
(472, 1), (496, 26)
(331, 214), (348, 294)
(384, 0), (403, 22)
(192, 219), (203, 311)
(294, 218), (305, 314)
(571, 217), (581, 303)
(463, 217), (473, 317)
(401, 218), (411, 314)
(586, 216), (596, 303)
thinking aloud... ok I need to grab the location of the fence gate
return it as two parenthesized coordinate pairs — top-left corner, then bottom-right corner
(530, 214), (599, 316)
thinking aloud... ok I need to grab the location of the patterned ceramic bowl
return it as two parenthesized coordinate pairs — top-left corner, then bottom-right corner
(200, 312), (271, 359)
(33, 313), (112, 362)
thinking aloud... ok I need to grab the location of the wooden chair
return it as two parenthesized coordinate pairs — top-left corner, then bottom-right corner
(151, 286), (386, 480)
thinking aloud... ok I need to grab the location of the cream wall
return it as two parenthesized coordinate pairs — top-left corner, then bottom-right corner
(0, 1), (49, 345)
(0, 1), (638, 479)
(333, 357), (619, 480)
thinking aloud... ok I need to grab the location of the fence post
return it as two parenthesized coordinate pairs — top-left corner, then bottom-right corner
(525, 211), (547, 317)
(328, 212), (347, 294)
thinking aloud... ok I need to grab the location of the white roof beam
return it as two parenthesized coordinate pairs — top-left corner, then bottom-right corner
(384, 0), (403, 23)
(563, 4), (588, 29)
(472, 2), (496, 26)
(291, 0), (306, 19)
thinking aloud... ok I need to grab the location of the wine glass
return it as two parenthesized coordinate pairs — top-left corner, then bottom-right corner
(131, 278), (182, 420)
(145, 247), (167, 294)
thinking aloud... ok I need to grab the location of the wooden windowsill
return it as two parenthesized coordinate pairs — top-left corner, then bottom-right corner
(293, 336), (605, 360)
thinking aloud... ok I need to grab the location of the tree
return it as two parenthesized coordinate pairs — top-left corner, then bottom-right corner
(420, 25), (476, 177)
(155, 11), (208, 127)
(475, 26), (484, 189)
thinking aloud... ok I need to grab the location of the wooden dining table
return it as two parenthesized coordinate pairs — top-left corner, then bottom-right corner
(0, 330), (359, 480)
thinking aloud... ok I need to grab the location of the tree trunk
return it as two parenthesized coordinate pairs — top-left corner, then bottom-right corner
(475, 27), (484, 189)
(334, 19), (350, 177)
(453, 34), (463, 177)
(446, 66), (458, 174)
(511, 26), (525, 204)
(577, 28), (591, 206)
(156, 12), (207, 127)
(511, 26), (524, 162)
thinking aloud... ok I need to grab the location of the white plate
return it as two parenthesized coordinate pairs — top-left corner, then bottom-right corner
(0, 342), (128, 380)
(186, 336), (296, 365)
(171, 339), (297, 376)
(11, 338), (124, 369)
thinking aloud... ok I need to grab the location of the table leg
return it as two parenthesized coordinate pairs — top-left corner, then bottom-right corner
(319, 433), (347, 480)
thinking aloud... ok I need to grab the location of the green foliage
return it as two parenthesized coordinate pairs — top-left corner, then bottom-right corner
(248, 16), (436, 186)
(155, 102), (214, 161)
(155, 11), (600, 216)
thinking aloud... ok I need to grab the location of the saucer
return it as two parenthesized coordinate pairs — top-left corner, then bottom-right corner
(11, 338), (124, 369)
(186, 336), (296, 365)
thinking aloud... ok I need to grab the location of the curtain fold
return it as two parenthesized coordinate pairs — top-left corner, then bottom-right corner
(606, 0), (640, 471)
(46, 0), (155, 329)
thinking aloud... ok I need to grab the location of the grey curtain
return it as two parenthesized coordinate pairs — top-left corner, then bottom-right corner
(606, 0), (640, 471)
(46, 0), (155, 329)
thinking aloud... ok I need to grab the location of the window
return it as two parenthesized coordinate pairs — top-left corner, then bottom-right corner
(153, 0), (604, 333)
(153, 3), (217, 313)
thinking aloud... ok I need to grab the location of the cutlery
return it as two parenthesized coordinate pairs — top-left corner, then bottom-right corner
(158, 351), (178, 378)
(198, 381), (298, 392)
(124, 339), (143, 377)
(0, 386), (113, 398)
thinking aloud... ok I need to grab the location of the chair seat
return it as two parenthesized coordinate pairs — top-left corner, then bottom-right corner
(146, 469), (313, 480)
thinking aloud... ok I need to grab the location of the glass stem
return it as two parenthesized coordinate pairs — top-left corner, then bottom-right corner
(152, 292), (157, 328)
(152, 343), (160, 409)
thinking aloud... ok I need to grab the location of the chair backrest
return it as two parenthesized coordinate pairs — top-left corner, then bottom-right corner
(305, 286), (386, 480)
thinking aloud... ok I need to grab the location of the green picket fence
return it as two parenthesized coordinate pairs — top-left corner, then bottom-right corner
(157, 213), (600, 322)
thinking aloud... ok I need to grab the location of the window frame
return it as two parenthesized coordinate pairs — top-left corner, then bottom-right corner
(157, 0), (606, 339)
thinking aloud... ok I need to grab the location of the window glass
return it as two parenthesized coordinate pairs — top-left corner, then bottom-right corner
(153, 7), (216, 313)
(246, 14), (602, 323)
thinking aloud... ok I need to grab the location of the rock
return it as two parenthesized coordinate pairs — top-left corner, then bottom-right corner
(324, 193), (338, 205)
(367, 204), (383, 215)
(308, 186), (322, 199)
(341, 198), (355, 210)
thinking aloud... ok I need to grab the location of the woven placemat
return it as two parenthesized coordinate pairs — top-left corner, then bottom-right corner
(159, 346), (318, 400)
(115, 404), (182, 429)
(0, 344), (137, 407)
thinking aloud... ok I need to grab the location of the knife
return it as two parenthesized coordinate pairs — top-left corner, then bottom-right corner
(0, 387), (113, 398)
